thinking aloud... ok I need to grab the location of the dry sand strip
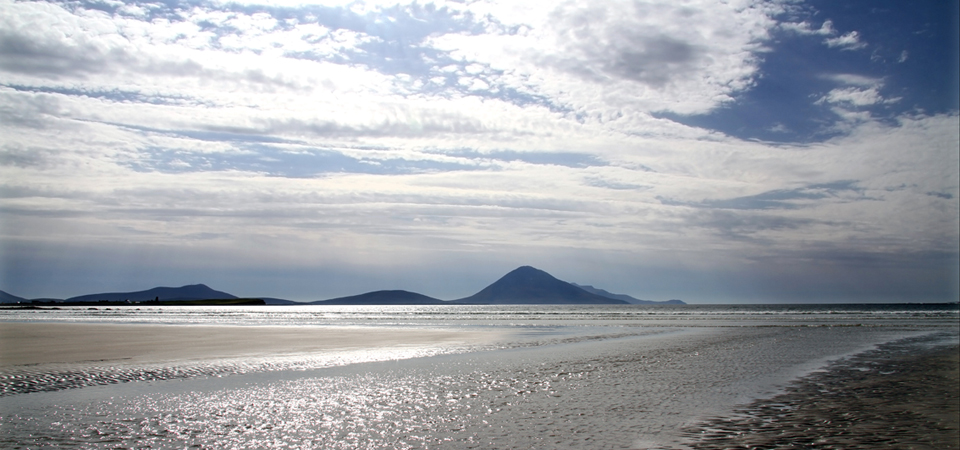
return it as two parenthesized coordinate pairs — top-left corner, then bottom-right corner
(683, 342), (960, 450)
(0, 322), (508, 396)
(0, 322), (501, 367)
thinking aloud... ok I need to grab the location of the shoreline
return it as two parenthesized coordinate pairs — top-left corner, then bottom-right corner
(0, 322), (509, 396)
(1, 321), (955, 448)
(0, 322), (503, 367)
(683, 339), (960, 449)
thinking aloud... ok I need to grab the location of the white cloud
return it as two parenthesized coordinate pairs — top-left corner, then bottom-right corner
(0, 0), (783, 149)
(822, 73), (882, 87)
(812, 74), (902, 130)
(1, 0), (956, 301)
(817, 86), (887, 107)
(428, 0), (779, 119)
(824, 31), (866, 51)
(780, 18), (866, 51)
(779, 19), (835, 36)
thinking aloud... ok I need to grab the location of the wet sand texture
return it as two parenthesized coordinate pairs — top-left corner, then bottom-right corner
(0, 322), (502, 395)
(685, 343), (960, 450)
(0, 323), (494, 366)
(1, 324), (955, 449)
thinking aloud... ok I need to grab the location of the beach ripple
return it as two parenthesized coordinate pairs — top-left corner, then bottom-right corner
(684, 336), (959, 450)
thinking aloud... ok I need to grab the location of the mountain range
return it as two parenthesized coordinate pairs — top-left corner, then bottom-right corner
(0, 266), (684, 305)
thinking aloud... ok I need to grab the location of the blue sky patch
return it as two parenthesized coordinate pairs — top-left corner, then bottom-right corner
(660, 0), (959, 142)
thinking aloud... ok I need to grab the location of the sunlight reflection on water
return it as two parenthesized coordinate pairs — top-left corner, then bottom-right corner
(3, 303), (957, 328)
(1, 305), (957, 449)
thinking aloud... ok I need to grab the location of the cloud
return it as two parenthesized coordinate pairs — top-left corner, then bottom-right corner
(814, 74), (900, 128)
(824, 31), (866, 51)
(821, 73), (882, 87)
(779, 18), (866, 51)
(0, 144), (50, 169)
(817, 86), (892, 107)
(660, 181), (867, 211)
(0, 0), (956, 302)
(428, 0), (779, 118)
(0, 0), (778, 148)
(778, 19), (835, 36)
(546, 5), (704, 88)
(687, 209), (822, 244)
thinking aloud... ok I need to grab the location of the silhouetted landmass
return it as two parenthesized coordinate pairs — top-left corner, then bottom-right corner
(0, 290), (28, 303)
(3, 298), (265, 307)
(453, 266), (628, 305)
(158, 298), (265, 306)
(572, 284), (686, 305)
(313, 290), (445, 305)
(259, 298), (301, 305)
(1, 266), (681, 306)
(65, 284), (237, 303)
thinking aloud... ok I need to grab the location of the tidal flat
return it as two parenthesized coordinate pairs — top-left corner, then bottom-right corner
(1, 304), (957, 449)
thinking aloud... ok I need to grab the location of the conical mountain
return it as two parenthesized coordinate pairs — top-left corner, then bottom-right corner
(0, 289), (28, 303)
(454, 266), (628, 304)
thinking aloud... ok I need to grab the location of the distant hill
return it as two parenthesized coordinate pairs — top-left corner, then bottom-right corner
(572, 284), (686, 305)
(259, 297), (301, 305)
(314, 290), (445, 305)
(65, 284), (237, 303)
(2, 268), (682, 306)
(453, 266), (628, 305)
(0, 289), (28, 303)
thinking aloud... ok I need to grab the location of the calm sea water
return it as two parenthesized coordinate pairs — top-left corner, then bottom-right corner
(1, 304), (957, 449)
(2, 302), (957, 327)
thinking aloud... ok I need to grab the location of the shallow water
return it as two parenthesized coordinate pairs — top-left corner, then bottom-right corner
(2, 303), (957, 327)
(1, 304), (957, 449)
(683, 335), (960, 449)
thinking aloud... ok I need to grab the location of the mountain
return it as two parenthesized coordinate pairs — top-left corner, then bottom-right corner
(313, 290), (445, 305)
(65, 284), (237, 303)
(3, 268), (680, 306)
(572, 284), (686, 305)
(0, 289), (29, 303)
(453, 266), (628, 305)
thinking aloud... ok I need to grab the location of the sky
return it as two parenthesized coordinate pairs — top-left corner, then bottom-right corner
(1, 0), (957, 303)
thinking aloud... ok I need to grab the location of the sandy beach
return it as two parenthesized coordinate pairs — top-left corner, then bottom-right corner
(1, 308), (956, 449)
(0, 322), (499, 367)
(685, 341), (960, 449)
(0, 322), (508, 396)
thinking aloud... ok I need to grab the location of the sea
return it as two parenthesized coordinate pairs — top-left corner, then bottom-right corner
(1, 303), (957, 449)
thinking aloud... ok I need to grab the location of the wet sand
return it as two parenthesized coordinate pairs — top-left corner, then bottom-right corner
(1, 322), (955, 448)
(684, 341), (960, 450)
(0, 322), (505, 396)
(0, 322), (497, 367)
